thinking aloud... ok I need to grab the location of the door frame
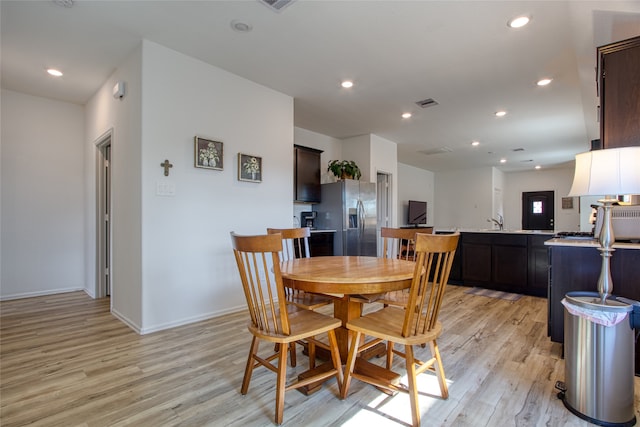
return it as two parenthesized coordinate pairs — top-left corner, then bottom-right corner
(95, 130), (112, 299)
(376, 172), (392, 257)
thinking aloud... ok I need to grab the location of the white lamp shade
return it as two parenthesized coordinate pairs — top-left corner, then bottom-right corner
(568, 146), (640, 197)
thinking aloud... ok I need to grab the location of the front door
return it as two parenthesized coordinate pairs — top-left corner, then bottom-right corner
(522, 191), (554, 230)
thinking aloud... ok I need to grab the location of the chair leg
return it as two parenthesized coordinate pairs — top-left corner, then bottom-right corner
(289, 342), (297, 367)
(241, 336), (260, 395)
(340, 331), (361, 399)
(430, 340), (449, 399)
(386, 342), (395, 369)
(327, 330), (343, 388)
(275, 341), (288, 425)
(308, 339), (316, 369)
(405, 344), (421, 427)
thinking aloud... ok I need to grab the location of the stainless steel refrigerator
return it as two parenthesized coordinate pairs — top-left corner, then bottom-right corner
(314, 180), (377, 256)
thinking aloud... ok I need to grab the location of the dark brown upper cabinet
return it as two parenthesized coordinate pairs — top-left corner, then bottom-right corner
(597, 36), (640, 149)
(294, 145), (322, 203)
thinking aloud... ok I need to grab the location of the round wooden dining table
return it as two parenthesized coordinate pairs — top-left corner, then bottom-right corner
(280, 255), (416, 360)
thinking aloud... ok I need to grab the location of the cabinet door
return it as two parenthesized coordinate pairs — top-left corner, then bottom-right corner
(527, 235), (551, 297)
(598, 36), (640, 149)
(462, 236), (492, 284)
(294, 146), (322, 203)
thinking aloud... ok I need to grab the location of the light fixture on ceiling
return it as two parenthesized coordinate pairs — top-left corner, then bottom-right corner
(341, 81), (353, 88)
(495, 110), (507, 117)
(230, 20), (253, 33)
(508, 15), (530, 28)
(537, 78), (553, 86)
(500, 158), (507, 163)
(471, 141), (480, 146)
(535, 165), (542, 170)
(401, 112), (412, 119)
(47, 68), (63, 77)
(568, 146), (640, 300)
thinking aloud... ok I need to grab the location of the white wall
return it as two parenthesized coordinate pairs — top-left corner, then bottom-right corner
(434, 167), (494, 230)
(398, 163), (435, 227)
(504, 166), (579, 232)
(1, 90), (85, 299)
(85, 44), (144, 327)
(137, 41), (293, 333)
(370, 134), (399, 226)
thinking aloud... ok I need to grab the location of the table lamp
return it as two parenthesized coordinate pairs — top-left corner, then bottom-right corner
(568, 146), (640, 302)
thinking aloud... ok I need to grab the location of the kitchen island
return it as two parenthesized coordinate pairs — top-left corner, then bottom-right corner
(437, 229), (554, 297)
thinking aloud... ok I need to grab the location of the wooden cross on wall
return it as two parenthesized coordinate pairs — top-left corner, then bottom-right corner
(161, 159), (173, 176)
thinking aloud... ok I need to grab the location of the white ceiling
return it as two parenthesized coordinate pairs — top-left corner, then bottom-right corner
(2, 1), (639, 172)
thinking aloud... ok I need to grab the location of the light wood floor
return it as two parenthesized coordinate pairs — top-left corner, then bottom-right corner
(2, 286), (639, 427)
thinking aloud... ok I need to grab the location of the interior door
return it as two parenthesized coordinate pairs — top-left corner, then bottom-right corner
(522, 191), (554, 230)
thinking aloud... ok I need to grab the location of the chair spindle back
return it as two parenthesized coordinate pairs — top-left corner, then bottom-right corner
(402, 232), (460, 337)
(267, 227), (311, 261)
(230, 232), (290, 336)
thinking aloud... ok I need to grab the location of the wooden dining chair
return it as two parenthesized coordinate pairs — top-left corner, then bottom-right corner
(340, 232), (460, 427)
(352, 227), (433, 307)
(230, 232), (343, 425)
(266, 227), (335, 311)
(267, 227), (336, 367)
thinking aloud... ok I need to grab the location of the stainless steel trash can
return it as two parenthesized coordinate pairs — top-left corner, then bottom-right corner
(560, 291), (636, 427)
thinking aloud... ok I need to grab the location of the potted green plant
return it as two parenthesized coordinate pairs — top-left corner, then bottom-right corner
(327, 160), (361, 180)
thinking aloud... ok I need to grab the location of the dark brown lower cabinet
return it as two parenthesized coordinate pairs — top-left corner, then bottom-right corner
(306, 232), (334, 257)
(547, 243), (640, 374)
(458, 232), (550, 296)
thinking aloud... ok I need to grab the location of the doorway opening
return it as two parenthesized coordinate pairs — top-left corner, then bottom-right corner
(522, 191), (554, 230)
(377, 172), (391, 257)
(96, 132), (112, 298)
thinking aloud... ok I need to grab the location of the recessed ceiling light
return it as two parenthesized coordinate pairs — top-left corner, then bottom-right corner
(495, 110), (507, 117)
(401, 112), (412, 119)
(500, 158), (507, 163)
(535, 165), (542, 170)
(341, 81), (353, 88)
(47, 68), (63, 77)
(230, 20), (252, 32)
(537, 78), (552, 86)
(508, 15), (530, 28)
(471, 141), (480, 146)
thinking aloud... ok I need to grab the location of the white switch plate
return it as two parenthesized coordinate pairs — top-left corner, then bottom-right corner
(156, 181), (176, 196)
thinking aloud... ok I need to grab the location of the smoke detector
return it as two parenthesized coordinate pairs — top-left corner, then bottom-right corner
(258, 0), (296, 12)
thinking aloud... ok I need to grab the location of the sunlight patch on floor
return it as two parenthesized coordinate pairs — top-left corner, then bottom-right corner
(342, 372), (453, 425)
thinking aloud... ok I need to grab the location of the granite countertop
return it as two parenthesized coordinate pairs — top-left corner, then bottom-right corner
(544, 237), (640, 249)
(437, 228), (555, 235)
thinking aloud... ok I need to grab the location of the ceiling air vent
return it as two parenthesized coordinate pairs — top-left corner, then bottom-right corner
(259, 0), (296, 12)
(513, 148), (525, 152)
(415, 98), (439, 108)
(419, 147), (453, 156)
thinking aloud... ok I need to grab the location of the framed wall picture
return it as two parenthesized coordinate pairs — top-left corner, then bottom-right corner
(194, 136), (223, 170)
(238, 153), (262, 182)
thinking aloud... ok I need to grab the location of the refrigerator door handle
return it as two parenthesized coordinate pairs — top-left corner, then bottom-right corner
(358, 199), (365, 236)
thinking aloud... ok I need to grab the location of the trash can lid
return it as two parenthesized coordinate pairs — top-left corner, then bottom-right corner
(565, 291), (632, 314)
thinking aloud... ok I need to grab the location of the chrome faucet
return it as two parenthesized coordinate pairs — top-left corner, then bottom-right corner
(488, 214), (504, 230)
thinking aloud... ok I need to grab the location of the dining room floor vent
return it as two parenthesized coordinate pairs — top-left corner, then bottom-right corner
(415, 98), (439, 108)
(259, 0), (296, 12)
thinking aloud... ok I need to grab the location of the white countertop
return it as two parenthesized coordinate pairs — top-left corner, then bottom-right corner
(310, 229), (336, 233)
